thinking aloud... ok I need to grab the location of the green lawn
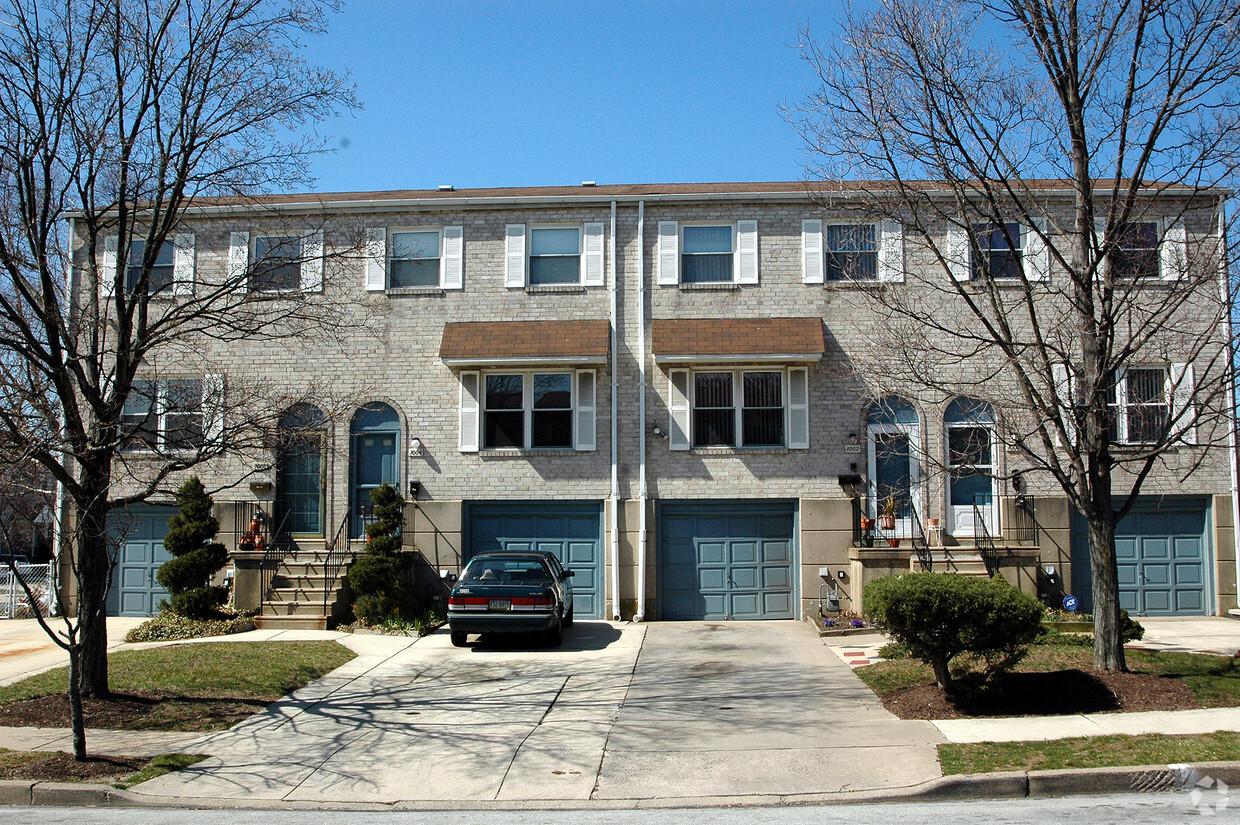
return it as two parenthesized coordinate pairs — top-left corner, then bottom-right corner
(940, 731), (1240, 775)
(0, 748), (207, 787)
(0, 641), (355, 704)
(856, 644), (1240, 708)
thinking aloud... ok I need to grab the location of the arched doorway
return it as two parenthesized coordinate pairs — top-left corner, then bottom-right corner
(276, 403), (327, 537)
(866, 396), (920, 536)
(945, 397), (997, 537)
(350, 403), (400, 537)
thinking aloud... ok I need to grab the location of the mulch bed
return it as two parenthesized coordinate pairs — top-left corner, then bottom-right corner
(0, 691), (268, 731)
(882, 668), (1199, 720)
(0, 752), (147, 782)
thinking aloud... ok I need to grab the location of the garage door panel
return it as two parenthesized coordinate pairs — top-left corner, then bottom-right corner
(659, 502), (795, 620)
(1115, 537), (1137, 560)
(1173, 537), (1202, 559)
(1140, 538), (1170, 560)
(1142, 564), (1170, 585)
(1117, 564), (1138, 586)
(1143, 590), (1171, 613)
(107, 507), (175, 618)
(664, 539), (696, 565)
(1174, 563), (1203, 585)
(1119, 590), (1139, 611)
(1176, 590), (1204, 612)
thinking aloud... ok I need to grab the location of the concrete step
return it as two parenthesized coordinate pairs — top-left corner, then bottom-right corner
(270, 573), (332, 588)
(910, 553), (991, 575)
(266, 587), (330, 602)
(261, 600), (332, 616)
(254, 614), (327, 630)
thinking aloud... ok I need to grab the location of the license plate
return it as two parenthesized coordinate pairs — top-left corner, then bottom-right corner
(488, 599), (511, 611)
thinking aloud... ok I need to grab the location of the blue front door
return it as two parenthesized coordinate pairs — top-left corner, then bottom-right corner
(467, 502), (604, 619)
(106, 507), (174, 617)
(352, 433), (397, 537)
(659, 501), (796, 620)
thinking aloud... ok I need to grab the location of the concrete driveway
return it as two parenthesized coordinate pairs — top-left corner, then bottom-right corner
(133, 620), (943, 805)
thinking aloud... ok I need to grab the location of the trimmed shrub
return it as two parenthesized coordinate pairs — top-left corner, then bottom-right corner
(864, 572), (1045, 693)
(156, 476), (229, 618)
(347, 482), (410, 625)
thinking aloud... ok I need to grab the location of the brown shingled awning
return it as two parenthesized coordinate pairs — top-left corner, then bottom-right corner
(440, 320), (610, 367)
(651, 317), (824, 364)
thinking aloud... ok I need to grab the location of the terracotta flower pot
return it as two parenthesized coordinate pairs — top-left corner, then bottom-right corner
(878, 515), (896, 531)
(887, 538), (900, 547)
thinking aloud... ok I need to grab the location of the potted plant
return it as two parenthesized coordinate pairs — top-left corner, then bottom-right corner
(878, 495), (897, 531)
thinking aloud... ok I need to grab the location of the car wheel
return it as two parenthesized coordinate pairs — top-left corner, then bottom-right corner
(545, 619), (563, 647)
(450, 631), (468, 647)
(563, 602), (574, 628)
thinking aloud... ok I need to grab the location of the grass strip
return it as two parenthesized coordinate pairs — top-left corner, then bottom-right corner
(939, 730), (1240, 775)
(114, 752), (208, 788)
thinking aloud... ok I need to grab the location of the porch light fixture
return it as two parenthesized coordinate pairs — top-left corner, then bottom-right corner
(409, 437), (424, 457)
(408, 479), (421, 499)
(837, 474), (863, 497)
(837, 570), (847, 580)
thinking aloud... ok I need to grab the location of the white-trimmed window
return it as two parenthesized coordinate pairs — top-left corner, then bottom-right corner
(803, 219), (902, 283)
(251, 235), (302, 292)
(390, 230), (441, 287)
(101, 233), (195, 298)
(1113, 221), (1160, 279)
(459, 370), (597, 452)
(826, 224), (878, 281)
(971, 222), (1022, 280)
(125, 240), (174, 294)
(667, 367), (809, 450)
(504, 223), (605, 288)
(121, 378), (205, 452)
(364, 226), (463, 291)
(659, 220), (759, 285)
(1107, 366), (1171, 444)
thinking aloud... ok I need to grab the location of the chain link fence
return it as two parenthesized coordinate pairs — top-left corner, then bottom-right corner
(1, 562), (55, 619)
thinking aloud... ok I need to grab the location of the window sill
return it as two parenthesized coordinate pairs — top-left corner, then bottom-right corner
(386, 286), (443, 296)
(821, 279), (884, 288)
(687, 446), (792, 455)
(677, 282), (739, 291)
(478, 448), (580, 457)
(524, 284), (586, 293)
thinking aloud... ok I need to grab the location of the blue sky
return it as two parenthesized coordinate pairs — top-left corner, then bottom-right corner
(300, 1), (837, 193)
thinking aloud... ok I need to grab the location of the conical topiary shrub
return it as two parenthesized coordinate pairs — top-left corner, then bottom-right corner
(156, 476), (229, 618)
(347, 482), (409, 624)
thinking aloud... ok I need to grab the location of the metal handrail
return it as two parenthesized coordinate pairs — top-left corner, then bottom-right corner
(259, 508), (294, 612)
(321, 510), (352, 621)
(973, 497), (999, 577)
(908, 504), (932, 572)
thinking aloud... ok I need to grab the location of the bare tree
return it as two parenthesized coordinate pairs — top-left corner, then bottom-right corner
(791, 0), (1239, 671)
(0, 0), (360, 758)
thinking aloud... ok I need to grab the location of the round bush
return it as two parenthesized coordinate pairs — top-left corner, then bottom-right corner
(864, 572), (1044, 693)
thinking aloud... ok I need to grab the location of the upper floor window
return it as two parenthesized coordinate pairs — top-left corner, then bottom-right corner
(659, 220), (759, 286)
(251, 235), (302, 292)
(505, 223), (605, 288)
(682, 225), (735, 283)
(390, 230), (441, 288)
(457, 369), (595, 452)
(121, 378), (204, 452)
(971, 222), (1022, 279)
(1113, 221), (1160, 279)
(1107, 367), (1170, 444)
(364, 226), (462, 291)
(125, 240), (174, 295)
(826, 224), (878, 281)
(668, 367), (809, 450)
(529, 227), (581, 285)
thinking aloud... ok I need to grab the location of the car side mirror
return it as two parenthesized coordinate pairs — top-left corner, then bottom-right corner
(560, 570), (575, 580)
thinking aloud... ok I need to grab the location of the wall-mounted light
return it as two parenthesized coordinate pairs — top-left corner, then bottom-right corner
(837, 569), (848, 580)
(652, 426), (667, 439)
(408, 480), (421, 500)
(409, 437), (424, 457)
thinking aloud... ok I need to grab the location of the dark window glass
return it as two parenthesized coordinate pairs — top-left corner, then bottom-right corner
(251, 235), (301, 291)
(741, 371), (783, 446)
(1125, 367), (1169, 442)
(693, 372), (734, 446)
(971, 222), (1021, 279)
(529, 228), (580, 285)
(120, 380), (158, 451)
(125, 240), (174, 295)
(826, 224), (877, 281)
(163, 379), (204, 451)
(531, 373), (572, 448)
(389, 230), (440, 287)
(948, 426), (990, 467)
(681, 225), (734, 283)
(1113, 222), (1159, 278)
(484, 374), (524, 448)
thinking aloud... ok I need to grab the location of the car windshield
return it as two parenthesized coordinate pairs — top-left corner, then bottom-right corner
(460, 557), (553, 586)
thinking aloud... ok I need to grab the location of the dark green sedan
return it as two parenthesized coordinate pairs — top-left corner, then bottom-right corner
(447, 550), (575, 647)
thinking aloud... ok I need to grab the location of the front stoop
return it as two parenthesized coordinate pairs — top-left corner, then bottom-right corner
(910, 551), (990, 575)
(254, 540), (351, 630)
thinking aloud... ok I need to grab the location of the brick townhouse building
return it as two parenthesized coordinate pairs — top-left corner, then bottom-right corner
(83, 181), (1239, 627)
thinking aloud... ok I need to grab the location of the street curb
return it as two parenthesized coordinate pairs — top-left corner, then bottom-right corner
(2, 761), (1238, 809)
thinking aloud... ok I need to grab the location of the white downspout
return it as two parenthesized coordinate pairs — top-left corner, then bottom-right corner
(1219, 199), (1240, 613)
(635, 200), (648, 622)
(609, 200), (622, 622)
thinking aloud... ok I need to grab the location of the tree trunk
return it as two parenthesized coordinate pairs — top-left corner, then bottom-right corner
(67, 644), (87, 761)
(931, 655), (954, 694)
(1087, 508), (1127, 672)
(74, 493), (112, 698)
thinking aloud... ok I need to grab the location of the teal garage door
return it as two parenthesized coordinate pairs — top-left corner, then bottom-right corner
(106, 506), (175, 617)
(466, 502), (604, 619)
(1071, 497), (1209, 616)
(659, 501), (796, 620)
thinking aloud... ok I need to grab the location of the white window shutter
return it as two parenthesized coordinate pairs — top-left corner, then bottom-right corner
(575, 369), (597, 451)
(736, 220), (759, 284)
(459, 371), (480, 452)
(658, 221), (679, 285)
(669, 369), (691, 450)
(229, 231), (249, 286)
(505, 224), (526, 287)
(878, 220), (904, 282)
(300, 231), (323, 292)
(946, 225), (970, 281)
(787, 367), (809, 449)
(1170, 362), (1197, 444)
(1052, 363), (1076, 445)
(441, 225), (464, 289)
(172, 233), (195, 295)
(364, 228), (386, 291)
(1023, 221), (1050, 282)
(1161, 221), (1188, 280)
(802, 219), (823, 284)
(1094, 217), (1109, 280)
(203, 374), (225, 445)
(582, 222), (605, 286)
(100, 235), (118, 299)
